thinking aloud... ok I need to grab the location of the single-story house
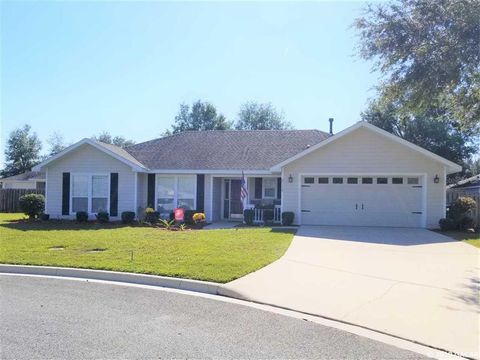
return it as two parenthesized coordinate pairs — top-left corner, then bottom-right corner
(0, 171), (46, 191)
(32, 121), (461, 228)
(447, 174), (480, 198)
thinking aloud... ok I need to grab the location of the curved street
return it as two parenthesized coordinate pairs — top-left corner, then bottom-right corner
(0, 275), (429, 359)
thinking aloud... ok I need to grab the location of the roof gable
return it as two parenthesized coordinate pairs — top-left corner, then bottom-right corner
(270, 122), (462, 174)
(33, 138), (147, 172)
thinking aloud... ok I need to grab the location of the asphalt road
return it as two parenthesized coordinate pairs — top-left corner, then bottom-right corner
(0, 275), (429, 359)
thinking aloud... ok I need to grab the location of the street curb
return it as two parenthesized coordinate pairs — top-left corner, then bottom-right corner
(0, 264), (221, 295)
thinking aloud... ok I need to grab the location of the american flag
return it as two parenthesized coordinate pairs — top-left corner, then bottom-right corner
(240, 171), (248, 203)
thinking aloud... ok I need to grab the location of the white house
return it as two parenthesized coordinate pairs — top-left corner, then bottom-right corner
(33, 121), (461, 228)
(0, 171), (46, 191)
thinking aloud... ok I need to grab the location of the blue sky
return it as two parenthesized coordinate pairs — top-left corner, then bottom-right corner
(0, 1), (379, 165)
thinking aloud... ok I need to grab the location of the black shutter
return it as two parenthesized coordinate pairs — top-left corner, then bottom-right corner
(147, 174), (155, 208)
(110, 173), (118, 216)
(255, 178), (262, 199)
(62, 173), (70, 215)
(196, 174), (205, 212)
(277, 177), (281, 199)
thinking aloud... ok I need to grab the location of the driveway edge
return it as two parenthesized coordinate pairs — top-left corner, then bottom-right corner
(0, 264), (220, 295)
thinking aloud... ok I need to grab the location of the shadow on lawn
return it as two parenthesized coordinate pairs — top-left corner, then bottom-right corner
(0, 219), (152, 232)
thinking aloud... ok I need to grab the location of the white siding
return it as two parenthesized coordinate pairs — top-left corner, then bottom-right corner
(45, 144), (136, 219)
(204, 175), (213, 221)
(212, 177), (222, 221)
(282, 127), (446, 228)
(136, 173), (148, 211)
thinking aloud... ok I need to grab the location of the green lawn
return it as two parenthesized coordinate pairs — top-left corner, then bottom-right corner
(0, 213), (295, 283)
(438, 230), (480, 248)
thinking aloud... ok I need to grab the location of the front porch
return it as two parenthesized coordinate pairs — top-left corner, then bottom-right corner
(210, 175), (282, 224)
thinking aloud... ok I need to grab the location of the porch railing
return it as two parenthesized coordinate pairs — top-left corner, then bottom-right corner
(249, 205), (281, 224)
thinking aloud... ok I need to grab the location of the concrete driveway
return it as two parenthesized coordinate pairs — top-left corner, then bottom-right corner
(220, 226), (480, 359)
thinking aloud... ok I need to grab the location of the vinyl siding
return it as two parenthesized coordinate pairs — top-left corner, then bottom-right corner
(45, 144), (136, 219)
(282, 127), (446, 229)
(212, 177), (222, 221)
(137, 172), (148, 211)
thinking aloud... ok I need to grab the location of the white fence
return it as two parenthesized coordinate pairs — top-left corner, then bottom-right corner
(250, 205), (282, 224)
(446, 190), (479, 227)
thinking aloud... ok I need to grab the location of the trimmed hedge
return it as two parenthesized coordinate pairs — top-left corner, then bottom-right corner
(96, 211), (109, 223)
(19, 193), (45, 219)
(76, 211), (88, 222)
(439, 218), (455, 231)
(281, 211), (294, 226)
(121, 211), (136, 224)
(243, 209), (255, 225)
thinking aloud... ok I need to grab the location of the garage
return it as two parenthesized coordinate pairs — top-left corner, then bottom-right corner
(300, 175), (425, 227)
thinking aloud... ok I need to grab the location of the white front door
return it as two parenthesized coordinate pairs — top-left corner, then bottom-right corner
(300, 175), (424, 227)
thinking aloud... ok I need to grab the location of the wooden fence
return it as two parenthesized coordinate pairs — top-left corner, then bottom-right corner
(0, 189), (45, 213)
(447, 190), (480, 227)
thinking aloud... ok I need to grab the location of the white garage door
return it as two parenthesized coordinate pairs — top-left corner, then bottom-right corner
(300, 175), (424, 228)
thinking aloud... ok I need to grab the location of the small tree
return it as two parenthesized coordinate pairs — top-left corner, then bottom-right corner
(449, 197), (477, 222)
(235, 102), (292, 130)
(19, 194), (45, 219)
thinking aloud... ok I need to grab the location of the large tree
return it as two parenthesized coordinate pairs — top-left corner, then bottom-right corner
(361, 100), (478, 176)
(355, 0), (480, 134)
(46, 132), (67, 156)
(94, 132), (135, 148)
(235, 102), (292, 130)
(1, 125), (42, 177)
(168, 100), (232, 134)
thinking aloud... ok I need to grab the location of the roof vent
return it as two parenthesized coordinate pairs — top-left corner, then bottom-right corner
(329, 118), (334, 135)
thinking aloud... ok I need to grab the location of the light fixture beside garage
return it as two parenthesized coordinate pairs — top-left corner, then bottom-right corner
(288, 174), (294, 183)
(434, 174), (440, 184)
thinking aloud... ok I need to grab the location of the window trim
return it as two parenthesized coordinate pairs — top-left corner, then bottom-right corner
(155, 175), (197, 214)
(70, 173), (110, 215)
(262, 177), (277, 199)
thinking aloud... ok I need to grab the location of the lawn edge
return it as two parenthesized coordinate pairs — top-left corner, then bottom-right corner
(0, 264), (221, 294)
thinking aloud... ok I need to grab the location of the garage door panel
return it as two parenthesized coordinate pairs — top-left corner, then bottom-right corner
(300, 176), (424, 228)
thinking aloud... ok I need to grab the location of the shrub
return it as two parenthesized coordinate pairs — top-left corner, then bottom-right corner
(96, 211), (109, 223)
(76, 211), (88, 222)
(281, 211), (294, 226)
(439, 218), (455, 231)
(243, 209), (255, 225)
(19, 193), (45, 219)
(449, 197), (477, 221)
(459, 216), (475, 231)
(192, 212), (206, 223)
(263, 209), (274, 222)
(41, 213), (50, 221)
(121, 211), (136, 224)
(145, 207), (160, 224)
(183, 210), (198, 224)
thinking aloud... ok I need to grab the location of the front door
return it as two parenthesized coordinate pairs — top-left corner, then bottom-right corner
(223, 179), (243, 220)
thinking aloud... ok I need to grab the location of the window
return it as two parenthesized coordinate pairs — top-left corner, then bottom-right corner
(263, 178), (277, 198)
(71, 174), (109, 214)
(156, 175), (196, 216)
(332, 177), (343, 184)
(362, 177), (373, 184)
(407, 177), (419, 185)
(347, 177), (358, 184)
(72, 175), (89, 213)
(392, 177), (404, 184)
(91, 175), (109, 213)
(304, 177), (314, 184)
(377, 177), (388, 184)
(318, 177), (329, 184)
(178, 176), (196, 209)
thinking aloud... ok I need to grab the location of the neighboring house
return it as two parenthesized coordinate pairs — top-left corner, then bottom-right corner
(0, 171), (46, 191)
(447, 174), (479, 226)
(32, 121), (461, 228)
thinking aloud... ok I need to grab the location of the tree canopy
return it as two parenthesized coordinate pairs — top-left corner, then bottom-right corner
(94, 132), (135, 148)
(235, 102), (292, 130)
(46, 132), (67, 156)
(1, 125), (42, 177)
(355, 0), (480, 134)
(168, 100), (232, 134)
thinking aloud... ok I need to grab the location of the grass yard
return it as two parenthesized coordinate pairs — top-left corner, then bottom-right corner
(438, 230), (480, 248)
(0, 213), (295, 283)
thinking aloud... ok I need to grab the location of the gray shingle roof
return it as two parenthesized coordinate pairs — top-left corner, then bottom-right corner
(1, 171), (45, 181)
(125, 130), (330, 170)
(95, 141), (147, 169)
